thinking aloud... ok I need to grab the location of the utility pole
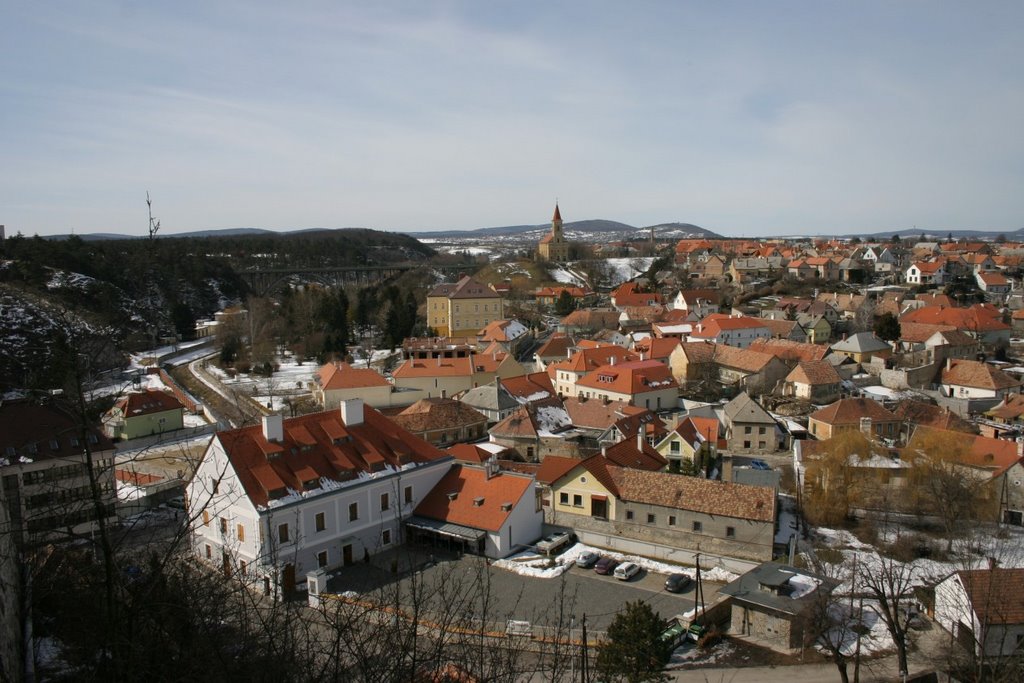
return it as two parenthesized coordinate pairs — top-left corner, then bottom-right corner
(581, 613), (589, 683)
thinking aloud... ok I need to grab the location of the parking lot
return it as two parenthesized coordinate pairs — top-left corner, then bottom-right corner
(325, 549), (724, 633)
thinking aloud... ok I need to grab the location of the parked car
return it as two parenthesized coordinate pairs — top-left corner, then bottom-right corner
(575, 550), (600, 568)
(593, 557), (619, 575)
(749, 459), (771, 471)
(664, 573), (693, 593)
(614, 562), (641, 581)
(165, 496), (186, 510)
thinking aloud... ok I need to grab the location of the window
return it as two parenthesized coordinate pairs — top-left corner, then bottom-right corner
(647, 513), (656, 524)
(572, 494), (582, 507)
(626, 510), (634, 521)
(726, 526), (735, 538)
(692, 521), (702, 532)
(202, 510), (210, 526)
(382, 529), (392, 546)
(744, 426), (752, 434)
(380, 492), (390, 511)
(669, 515), (676, 526)
(237, 524), (245, 541)
(317, 551), (328, 568)
(211, 477), (219, 495)
(315, 512), (326, 532)
(404, 485), (413, 504)
(349, 502), (358, 521)
(759, 441), (766, 449)
(205, 544), (212, 559)
(670, 441), (680, 454)
(278, 524), (289, 543)
(744, 441), (751, 449)
(219, 517), (227, 534)
(559, 492), (569, 505)
(758, 427), (766, 435)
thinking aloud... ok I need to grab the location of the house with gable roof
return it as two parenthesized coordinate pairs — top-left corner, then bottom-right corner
(104, 389), (186, 440)
(488, 403), (581, 462)
(313, 361), (427, 410)
(391, 352), (524, 400)
(388, 398), (489, 447)
(690, 314), (771, 349)
(573, 359), (679, 412)
(539, 454), (776, 562)
(935, 567), (1024, 658)
(654, 415), (723, 470)
(547, 344), (639, 397)
(722, 392), (787, 453)
(807, 397), (901, 441)
(779, 361), (842, 404)
(408, 462), (542, 559)
(829, 332), (892, 364)
(940, 359), (1021, 400)
(188, 399), (454, 594)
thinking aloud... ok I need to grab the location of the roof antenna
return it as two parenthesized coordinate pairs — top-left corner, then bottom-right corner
(147, 191), (161, 241)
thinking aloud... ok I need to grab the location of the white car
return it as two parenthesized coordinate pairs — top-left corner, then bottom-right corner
(613, 562), (641, 581)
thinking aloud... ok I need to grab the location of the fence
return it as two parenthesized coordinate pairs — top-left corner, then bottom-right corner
(156, 367), (203, 414)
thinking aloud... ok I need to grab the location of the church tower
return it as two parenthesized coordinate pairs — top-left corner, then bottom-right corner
(538, 203), (569, 262)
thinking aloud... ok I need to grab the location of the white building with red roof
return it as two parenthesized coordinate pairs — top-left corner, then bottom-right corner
(313, 361), (427, 410)
(690, 314), (771, 349)
(573, 359), (679, 411)
(188, 399), (454, 596)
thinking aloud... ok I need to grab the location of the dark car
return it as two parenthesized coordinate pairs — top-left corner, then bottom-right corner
(594, 557), (620, 575)
(665, 573), (693, 593)
(749, 459), (772, 471)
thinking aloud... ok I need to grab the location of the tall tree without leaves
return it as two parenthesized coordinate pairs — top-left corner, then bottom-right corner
(595, 601), (672, 683)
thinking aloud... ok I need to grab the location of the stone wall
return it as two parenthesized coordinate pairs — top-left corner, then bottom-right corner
(550, 506), (773, 564)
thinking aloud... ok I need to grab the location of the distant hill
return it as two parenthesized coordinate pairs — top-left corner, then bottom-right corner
(840, 227), (1024, 241)
(406, 219), (723, 240)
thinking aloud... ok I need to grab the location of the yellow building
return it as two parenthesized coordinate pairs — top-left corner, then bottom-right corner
(538, 204), (569, 262)
(426, 275), (504, 336)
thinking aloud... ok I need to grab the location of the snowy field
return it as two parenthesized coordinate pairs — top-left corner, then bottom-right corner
(492, 542), (738, 583)
(547, 267), (588, 287)
(207, 356), (314, 412)
(604, 257), (655, 286)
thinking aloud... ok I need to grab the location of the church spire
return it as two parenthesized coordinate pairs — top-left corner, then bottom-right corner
(552, 203), (561, 223)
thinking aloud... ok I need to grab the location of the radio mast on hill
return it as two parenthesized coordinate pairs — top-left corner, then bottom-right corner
(147, 192), (161, 241)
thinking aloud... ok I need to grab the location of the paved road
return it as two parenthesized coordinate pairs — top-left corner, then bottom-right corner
(326, 551), (721, 634)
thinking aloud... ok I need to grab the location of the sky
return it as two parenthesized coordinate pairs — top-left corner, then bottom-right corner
(2, 1), (1023, 238)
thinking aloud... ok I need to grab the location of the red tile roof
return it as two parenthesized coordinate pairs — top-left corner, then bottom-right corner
(575, 359), (678, 395)
(942, 360), (1021, 391)
(748, 338), (828, 363)
(809, 398), (899, 426)
(957, 568), (1024, 625)
(115, 389), (186, 417)
(317, 361), (391, 390)
(213, 406), (448, 508)
(607, 466), (776, 523)
(414, 464), (533, 532)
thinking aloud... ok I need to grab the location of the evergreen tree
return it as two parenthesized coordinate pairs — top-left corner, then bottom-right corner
(553, 289), (576, 316)
(595, 601), (672, 683)
(873, 312), (901, 342)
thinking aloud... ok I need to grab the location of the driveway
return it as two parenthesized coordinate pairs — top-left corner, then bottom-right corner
(325, 550), (722, 634)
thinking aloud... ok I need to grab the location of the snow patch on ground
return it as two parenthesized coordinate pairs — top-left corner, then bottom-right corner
(208, 355), (314, 411)
(494, 543), (739, 583)
(668, 640), (736, 668)
(548, 267), (587, 287)
(604, 257), (655, 286)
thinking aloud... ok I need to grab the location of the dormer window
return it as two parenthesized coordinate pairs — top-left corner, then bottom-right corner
(49, 439), (59, 450)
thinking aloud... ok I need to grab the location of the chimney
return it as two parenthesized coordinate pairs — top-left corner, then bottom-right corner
(860, 416), (872, 436)
(601, 446), (607, 458)
(637, 431), (644, 451)
(610, 356), (616, 366)
(1017, 437), (1023, 458)
(567, 348), (573, 359)
(262, 414), (283, 442)
(640, 351), (647, 362)
(340, 398), (364, 426)
(722, 453), (733, 482)
(946, 357), (953, 371)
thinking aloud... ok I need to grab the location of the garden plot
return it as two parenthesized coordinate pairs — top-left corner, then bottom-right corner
(207, 356), (314, 412)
